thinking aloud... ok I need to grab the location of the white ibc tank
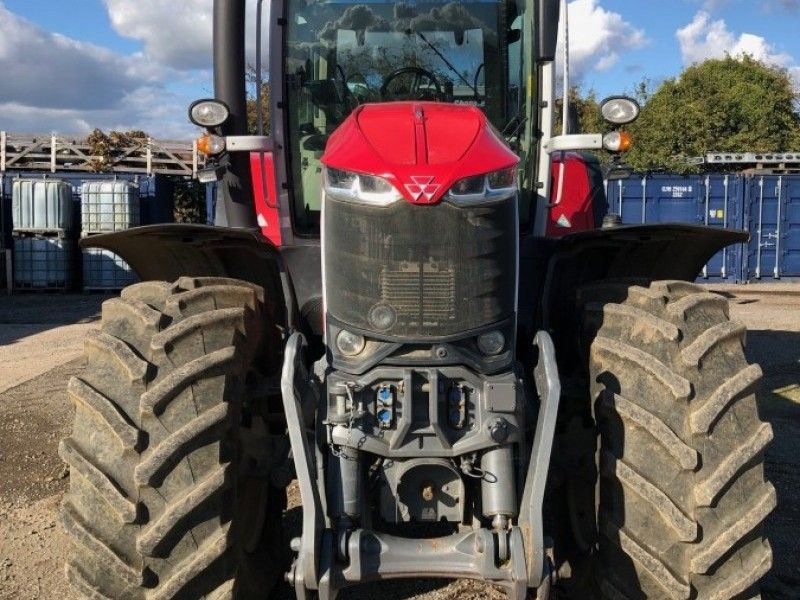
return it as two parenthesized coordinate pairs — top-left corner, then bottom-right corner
(13, 235), (77, 289)
(11, 179), (75, 233)
(82, 248), (136, 290)
(81, 180), (140, 234)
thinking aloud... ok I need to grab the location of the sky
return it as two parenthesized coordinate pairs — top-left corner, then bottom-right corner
(1, 0), (800, 139)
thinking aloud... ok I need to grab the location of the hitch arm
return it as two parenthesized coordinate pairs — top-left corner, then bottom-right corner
(281, 332), (324, 596)
(518, 331), (561, 587)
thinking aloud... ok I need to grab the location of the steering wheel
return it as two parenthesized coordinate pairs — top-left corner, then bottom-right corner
(380, 67), (442, 100)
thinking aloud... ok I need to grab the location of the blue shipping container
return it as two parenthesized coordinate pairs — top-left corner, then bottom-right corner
(745, 175), (800, 280)
(700, 175), (746, 281)
(609, 174), (746, 282)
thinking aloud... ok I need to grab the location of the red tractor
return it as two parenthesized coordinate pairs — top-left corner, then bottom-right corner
(59, 1), (773, 599)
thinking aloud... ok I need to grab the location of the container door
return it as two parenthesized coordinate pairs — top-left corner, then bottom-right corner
(648, 175), (704, 224)
(699, 174), (745, 282)
(613, 175), (646, 224)
(747, 175), (788, 279)
(618, 175), (705, 226)
(777, 175), (800, 277)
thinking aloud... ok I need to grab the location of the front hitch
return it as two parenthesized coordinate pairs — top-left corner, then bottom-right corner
(280, 330), (561, 600)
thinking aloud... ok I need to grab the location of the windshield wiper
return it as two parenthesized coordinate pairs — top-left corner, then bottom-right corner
(406, 29), (479, 98)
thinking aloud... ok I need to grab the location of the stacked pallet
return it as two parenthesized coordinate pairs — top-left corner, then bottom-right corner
(80, 180), (139, 291)
(11, 179), (77, 290)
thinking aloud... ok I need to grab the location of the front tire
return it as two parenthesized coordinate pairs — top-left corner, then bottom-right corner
(584, 280), (774, 599)
(60, 277), (286, 599)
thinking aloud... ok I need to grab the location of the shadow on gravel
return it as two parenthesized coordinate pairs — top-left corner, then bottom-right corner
(747, 330), (800, 599)
(0, 293), (107, 345)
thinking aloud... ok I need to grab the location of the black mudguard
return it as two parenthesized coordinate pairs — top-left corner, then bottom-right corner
(518, 223), (748, 373)
(81, 224), (296, 328)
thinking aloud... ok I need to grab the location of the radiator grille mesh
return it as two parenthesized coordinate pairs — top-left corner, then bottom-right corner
(324, 195), (516, 339)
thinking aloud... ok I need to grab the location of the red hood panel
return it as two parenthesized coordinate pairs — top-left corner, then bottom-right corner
(423, 104), (481, 165)
(356, 104), (418, 165)
(322, 102), (518, 205)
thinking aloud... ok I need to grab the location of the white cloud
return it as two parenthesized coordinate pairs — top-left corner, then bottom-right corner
(677, 11), (793, 67)
(103, 0), (214, 71)
(0, 87), (196, 139)
(557, 0), (648, 81)
(0, 2), (197, 137)
(0, 3), (162, 111)
(102, 0), (263, 71)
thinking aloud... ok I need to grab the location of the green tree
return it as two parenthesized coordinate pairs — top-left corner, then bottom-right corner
(555, 86), (604, 135)
(555, 87), (614, 164)
(246, 65), (270, 135)
(626, 56), (800, 173)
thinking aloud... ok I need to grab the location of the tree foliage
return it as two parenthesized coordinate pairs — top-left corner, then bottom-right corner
(555, 87), (605, 136)
(562, 57), (800, 174)
(246, 66), (271, 135)
(173, 180), (207, 224)
(626, 56), (800, 173)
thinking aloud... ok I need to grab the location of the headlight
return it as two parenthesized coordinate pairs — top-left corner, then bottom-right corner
(600, 96), (640, 126)
(336, 330), (366, 356)
(324, 168), (402, 206)
(447, 166), (518, 206)
(477, 330), (506, 356)
(189, 99), (230, 127)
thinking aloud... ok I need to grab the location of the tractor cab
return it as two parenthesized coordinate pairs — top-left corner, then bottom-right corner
(281, 0), (526, 235)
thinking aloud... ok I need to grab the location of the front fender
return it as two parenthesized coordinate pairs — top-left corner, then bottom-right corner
(81, 224), (296, 328)
(519, 223), (748, 343)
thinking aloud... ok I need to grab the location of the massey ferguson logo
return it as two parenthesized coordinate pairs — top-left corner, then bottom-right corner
(405, 176), (440, 202)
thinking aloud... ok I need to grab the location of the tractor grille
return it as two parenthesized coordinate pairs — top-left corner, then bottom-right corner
(380, 263), (456, 326)
(323, 194), (516, 340)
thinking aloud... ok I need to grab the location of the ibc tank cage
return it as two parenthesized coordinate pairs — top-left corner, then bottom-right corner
(12, 234), (77, 290)
(11, 179), (75, 235)
(81, 180), (140, 235)
(82, 247), (137, 291)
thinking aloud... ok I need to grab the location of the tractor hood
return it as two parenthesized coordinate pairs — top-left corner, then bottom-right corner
(321, 102), (518, 205)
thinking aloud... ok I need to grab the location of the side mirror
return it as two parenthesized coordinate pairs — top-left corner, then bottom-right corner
(538, 0), (560, 62)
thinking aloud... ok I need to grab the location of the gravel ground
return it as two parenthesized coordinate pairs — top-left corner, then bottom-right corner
(0, 287), (797, 600)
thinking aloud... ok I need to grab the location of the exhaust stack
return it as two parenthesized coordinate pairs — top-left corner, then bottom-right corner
(213, 0), (258, 229)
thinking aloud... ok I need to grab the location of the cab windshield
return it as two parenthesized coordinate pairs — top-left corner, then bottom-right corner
(283, 0), (522, 233)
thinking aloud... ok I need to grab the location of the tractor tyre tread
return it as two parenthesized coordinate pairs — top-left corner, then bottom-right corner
(585, 280), (773, 600)
(61, 277), (280, 600)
